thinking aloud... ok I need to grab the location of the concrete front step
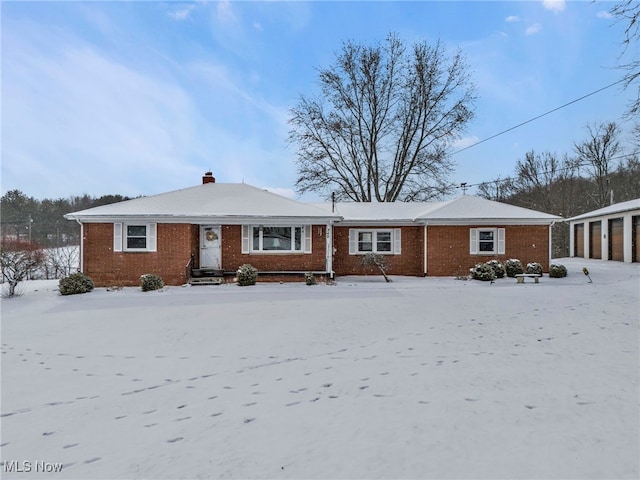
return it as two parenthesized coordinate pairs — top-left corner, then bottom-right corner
(188, 277), (224, 286)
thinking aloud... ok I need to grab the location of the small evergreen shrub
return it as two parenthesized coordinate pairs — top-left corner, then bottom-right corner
(526, 262), (543, 275)
(59, 272), (94, 296)
(471, 263), (496, 281)
(486, 260), (505, 278)
(304, 272), (317, 285)
(505, 259), (524, 277)
(237, 264), (258, 286)
(549, 263), (568, 278)
(141, 273), (164, 292)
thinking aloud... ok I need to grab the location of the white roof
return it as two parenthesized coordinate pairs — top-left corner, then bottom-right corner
(567, 198), (640, 222)
(313, 196), (561, 225)
(65, 183), (340, 223)
(65, 183), (561, 226)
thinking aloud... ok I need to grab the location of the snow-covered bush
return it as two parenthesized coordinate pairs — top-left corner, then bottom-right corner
(471, 263), (496, 281)
(237, 264), (258, 286)
(505, 259), (524, 277)
(486, 259), (505, 278)
(526, 262), (543, 275)
(549, 263), (568, 278)
(59, 272), (94, 296)
(359, 252), (391, 282)
(1, 239), (45, 297)
(141, 273), (164, 292)
(304, 272), (317, 285)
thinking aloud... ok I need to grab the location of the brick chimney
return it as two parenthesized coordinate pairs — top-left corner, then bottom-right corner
(202, 171), (215, 184)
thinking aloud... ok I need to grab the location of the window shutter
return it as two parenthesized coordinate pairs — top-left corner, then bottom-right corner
(469, 228), (478, 254)
(348, 229), (357, 255)
(113, 223), (123, 252)
(241, 225), (250, 254)
(393, 228), (402, 254)
(147, 223), (157, 252)
(303, 225), (312, 253)
(497, 228), (505, 254)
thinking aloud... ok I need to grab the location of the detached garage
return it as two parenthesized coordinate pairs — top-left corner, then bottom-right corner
(568, 198), (640, 263)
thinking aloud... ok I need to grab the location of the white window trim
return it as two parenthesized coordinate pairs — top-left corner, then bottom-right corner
(349, 228), (402, 255)
(241, 225), (312, 254)
(113, 223), (157, 252)
(470, 227), (505, 255)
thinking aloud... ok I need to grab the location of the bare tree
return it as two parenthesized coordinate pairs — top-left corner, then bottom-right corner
(610, 0), (640, 117)
(0, 240), (45, 297)
(574, 122), (623, 208)
(289, 33), (476, 202)
(476, 176), (514, 201)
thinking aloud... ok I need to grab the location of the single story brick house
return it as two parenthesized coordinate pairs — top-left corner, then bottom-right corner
(567, 198), (640, 263)
(64, 172), (561, 286)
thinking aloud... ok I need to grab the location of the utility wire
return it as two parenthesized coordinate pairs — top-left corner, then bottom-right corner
(451, 79), (626, 156)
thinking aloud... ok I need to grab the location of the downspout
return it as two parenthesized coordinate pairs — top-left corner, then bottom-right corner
(75, 218), (84, 273)
(326, 221), (334, 279)
(549, 220), (555, 265)
(423, 223), (428, 276)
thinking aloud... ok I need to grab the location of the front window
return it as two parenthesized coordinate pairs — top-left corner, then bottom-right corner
(126, 225), (147, 250)
(478, 230), (495, 253)
(355, 230), (396, 254)
(252, 226), (303, 252)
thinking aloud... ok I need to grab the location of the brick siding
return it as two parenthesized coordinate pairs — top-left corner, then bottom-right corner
(83, 223), (198, 287)
(221, 225), (327, 273)
(332, 226), (424, 277)
(426, 225), (550, 276)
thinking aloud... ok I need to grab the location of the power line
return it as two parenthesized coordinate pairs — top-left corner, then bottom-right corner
(452, 79), (626, 156)
(456, 151), (639, 191)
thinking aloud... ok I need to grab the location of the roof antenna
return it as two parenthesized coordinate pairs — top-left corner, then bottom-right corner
(460, 182), (468, 195)
(332, 192), (336, 213)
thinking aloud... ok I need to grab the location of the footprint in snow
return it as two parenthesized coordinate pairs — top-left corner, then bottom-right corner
(167, 437), (184, 443)
(63, 443), (79, 449)
(210, 412), (223, 417)
(84, 457), (101, 464)
(243, 418), (256, 424)
(243, 402), (257, 407)
(359, 385), (369, 390)
(286, 401), (301, 407)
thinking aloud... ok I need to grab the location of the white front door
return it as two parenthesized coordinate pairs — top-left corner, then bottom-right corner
(200, 225), (222, 269)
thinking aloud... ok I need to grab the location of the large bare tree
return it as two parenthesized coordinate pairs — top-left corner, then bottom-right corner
(610, 0), (639, 117)
(289, 34), (476, 202)
(574, 122), (623, 208)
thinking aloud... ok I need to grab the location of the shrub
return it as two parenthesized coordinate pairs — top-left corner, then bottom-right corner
(549, 263), (568, 278)
(486, 260), (505, 278)
(359, 252), (391, 282)
(304, 272), (317, 285)
(505, 259), (524, 277)
(237, 264), (258, 286)
(141, 273), (164, 292)
(471, 263), (496, 281)
(59, 272), (94, 296)
(526, 262), (543, 275)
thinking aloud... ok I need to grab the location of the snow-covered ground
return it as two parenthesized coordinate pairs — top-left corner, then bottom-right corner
(1, 258), (638, 479)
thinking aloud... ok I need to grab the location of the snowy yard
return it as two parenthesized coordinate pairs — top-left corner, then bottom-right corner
(1, 258), (638, 479)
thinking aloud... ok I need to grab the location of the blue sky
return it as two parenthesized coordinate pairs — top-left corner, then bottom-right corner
(2, 0), (637, 201)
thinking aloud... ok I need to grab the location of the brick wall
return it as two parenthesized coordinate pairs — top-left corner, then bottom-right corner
(332, 225), (424, 277)
(83, 223), (198, 286)
(221, 225), (328, 273)
(426, 225), (550, 276)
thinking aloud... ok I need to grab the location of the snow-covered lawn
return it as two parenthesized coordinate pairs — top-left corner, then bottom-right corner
(1, 258), (638, 479)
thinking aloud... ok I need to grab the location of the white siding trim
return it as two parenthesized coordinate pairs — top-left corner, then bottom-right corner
(147, 223), (157, 252)
(241, 225), (250, 254)
(113, 223), (123, 252)
(393, 228), (402, 254)
(304, 225), (312, 253)
(497, 228), (505, 255)
(348, 229), (357, 255)
(469, 228), (478, 254)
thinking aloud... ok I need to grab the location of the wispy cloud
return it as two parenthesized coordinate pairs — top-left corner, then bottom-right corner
(542, 0), (566, 13)
(505, 15), (520, 23)
(216, 0), (236, 24)
(168, 5), (196, 21)
(597, 11), (613, 19)
(526, 23), (543, 36)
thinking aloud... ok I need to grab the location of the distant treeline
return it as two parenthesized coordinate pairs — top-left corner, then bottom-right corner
(476, 122), (640, 258)
(0, 191), (133, 247)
